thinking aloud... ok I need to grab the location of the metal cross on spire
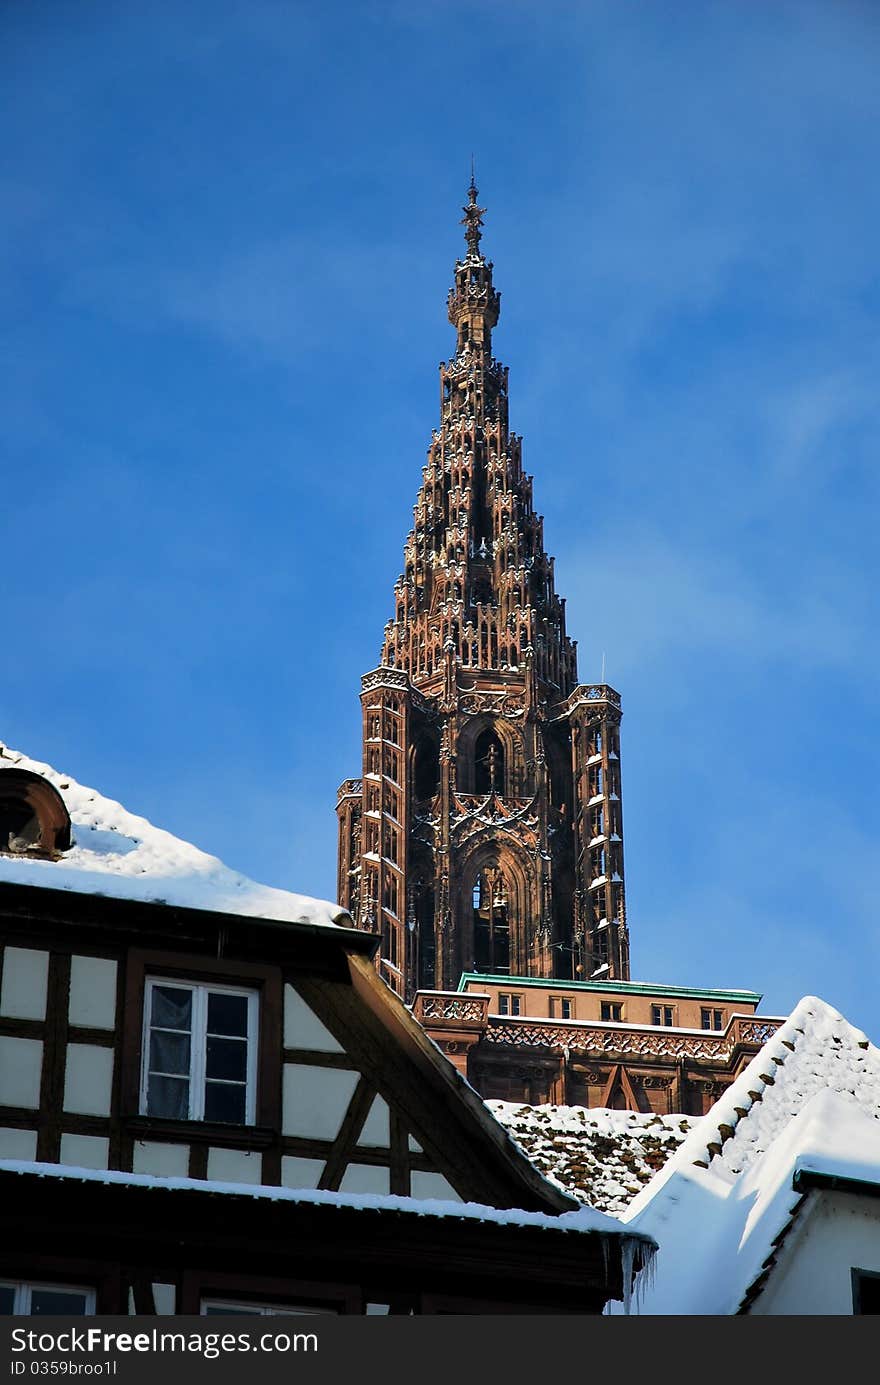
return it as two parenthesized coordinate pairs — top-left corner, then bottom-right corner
(461, 163), (486, 257)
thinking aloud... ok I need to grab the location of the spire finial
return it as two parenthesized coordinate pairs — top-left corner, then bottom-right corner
(461, 165), (486, 258)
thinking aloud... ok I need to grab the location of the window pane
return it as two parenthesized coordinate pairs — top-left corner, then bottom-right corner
(150, 1029), (191, 1076)
(30, 1289), (89, 1315)
(208, 992), (249, 1037)
(151, 986), (193, 1031)
(147, 1074), (190, 1119)
(204, 1081), (246, 1124)
(206, 1035), (248, 1083)
(0, 1286), (15, 1315)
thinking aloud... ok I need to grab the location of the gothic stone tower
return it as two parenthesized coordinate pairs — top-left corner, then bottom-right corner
(337, 181), (629, 1002)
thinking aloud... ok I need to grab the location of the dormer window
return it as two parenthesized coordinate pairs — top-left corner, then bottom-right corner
(0, 768), (71, 858)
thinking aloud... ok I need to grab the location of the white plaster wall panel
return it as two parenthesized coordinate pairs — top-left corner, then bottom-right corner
(0, 1037), (43, 1109)
(339, 1163), (390, 1196)
(60, 1134), (110, 1170)
(0, 948), (49, 1021)
(410, 1170), (462, 1202)
(132, 1141), (190, 1177)
(358, 1095), (390, 1148)
(206, 1147), (262, 1185)
(753, 1191), (880, 1315)
(282, 1064), (360, 1140)
(0, 1126), (37, 1159)
(281, 1156), (325, 1190)
(408, 1134), (423, 1153)
(68, 956), (118, 1029)
(283, 984), (344, 1052)
(63, 1044), (114, 1117)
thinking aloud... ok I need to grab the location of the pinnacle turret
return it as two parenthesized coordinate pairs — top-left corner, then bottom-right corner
(448, 179), (500, 355)
(461, 174), (486, 258)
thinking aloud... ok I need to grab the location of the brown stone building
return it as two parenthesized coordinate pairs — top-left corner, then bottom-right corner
(413, 976), (782, 1117)
(336, 182), (781, 1112)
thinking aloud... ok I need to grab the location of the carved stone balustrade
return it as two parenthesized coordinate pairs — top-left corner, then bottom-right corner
(410, 991), (491, 1077)
(412, 991), (490, 1027)
(481, 1014), (784, 1062)
(336, 779), (362, 801)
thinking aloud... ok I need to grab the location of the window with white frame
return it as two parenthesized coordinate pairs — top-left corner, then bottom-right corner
(0, 1282), (95, 1315)
(141, 979), (258, 1124)
(497, 993), (522, 1016)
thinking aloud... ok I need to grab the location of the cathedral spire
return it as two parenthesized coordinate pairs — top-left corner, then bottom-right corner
(337, 185), (630, 1003)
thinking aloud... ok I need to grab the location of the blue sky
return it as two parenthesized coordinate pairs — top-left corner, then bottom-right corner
(3, 2), (878, 1034)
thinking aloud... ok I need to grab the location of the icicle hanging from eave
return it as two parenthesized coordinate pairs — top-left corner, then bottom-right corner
(620, 1236), (657, 1315)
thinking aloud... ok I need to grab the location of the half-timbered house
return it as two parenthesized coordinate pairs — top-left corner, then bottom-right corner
(0, 745), (653, 1315)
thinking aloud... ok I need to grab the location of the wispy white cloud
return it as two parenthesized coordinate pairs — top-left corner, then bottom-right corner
(558, 528), (875, 682)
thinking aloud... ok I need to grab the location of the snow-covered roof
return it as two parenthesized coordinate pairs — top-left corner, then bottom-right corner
(0, 745), (350, 929)
(0, 1158), (651, 1243)
(613, 995), (880, 1313)
(488, 1102), (698, 1217)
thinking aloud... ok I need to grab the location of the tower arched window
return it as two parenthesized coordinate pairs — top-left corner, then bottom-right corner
(472, 868), (510, 975)
(413, 735), (440, 802)
(474, 728), (504, 795)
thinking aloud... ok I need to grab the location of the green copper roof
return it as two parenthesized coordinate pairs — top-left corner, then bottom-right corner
(456, 972), (762, 1004)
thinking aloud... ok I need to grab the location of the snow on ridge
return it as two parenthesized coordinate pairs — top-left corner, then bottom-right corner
(621, 994), (880, 1221)
(488, 1101), (698, 1217)
(0, 744), (349, 929)
(604, 996), (880, 1313)
(713, 995), (880, 1178)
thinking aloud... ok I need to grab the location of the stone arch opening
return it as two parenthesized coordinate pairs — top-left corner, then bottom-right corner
(411, 729), (441, 803)
(458, 842), (533, 978)
(456, 717), (523, 797)
(473, 727), (504, 795)
(471, 865), (510, 974)
(544, 726), (572, 817)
